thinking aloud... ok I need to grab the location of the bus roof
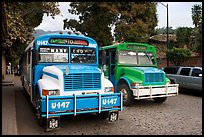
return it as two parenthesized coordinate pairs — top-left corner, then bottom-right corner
(25, 32), (97, 51)
(99, 42), (155, 50)
(34, 32), (95, 42)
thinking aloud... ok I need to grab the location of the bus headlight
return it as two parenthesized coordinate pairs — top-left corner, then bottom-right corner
(130, 82), (142, 88)
(105, 87), (114, 93)
(42, 89), (60, 96)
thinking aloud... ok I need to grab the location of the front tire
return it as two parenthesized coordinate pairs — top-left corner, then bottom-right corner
(153, 97), (167, 103)
(117, 84), (133, 106)
(35, 87), (46, 126)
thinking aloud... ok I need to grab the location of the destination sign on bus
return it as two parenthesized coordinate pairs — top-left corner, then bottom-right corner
(40, 47), (68, 53)
(71, 48), (95, 54)
(49, 38), (89, 46)
(126, 44), (147, 50)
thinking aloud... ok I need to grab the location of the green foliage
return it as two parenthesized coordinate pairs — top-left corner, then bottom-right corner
(192, 22), (202, 54)
(191, 4), (202, 28)
(191, 4), (202, 55)
(166, 47), (191, 66)
(2, 2), (60, 65)
(114, 2), (157, 43)
(64, 2), (116, 46)
(3, 2), (60, 48)
(196, 22), (202, 54)
(155, 27), (176, 35)
(176, 27), (193, 48)
(63, 2), (158, 46)
(168, 39), (178, 49)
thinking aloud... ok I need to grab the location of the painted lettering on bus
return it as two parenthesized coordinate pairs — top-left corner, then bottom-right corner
(37, 41), (48, 45)
(51, 101), (70, 109)
(102, 98), (117, 105)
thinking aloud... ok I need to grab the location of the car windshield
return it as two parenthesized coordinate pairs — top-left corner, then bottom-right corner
(70, 47), (96, 64)
(39, 47), (68, 63)
(118, 50), (155, 65)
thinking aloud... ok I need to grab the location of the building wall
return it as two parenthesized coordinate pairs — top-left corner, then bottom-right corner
(157, 56), (202, 69)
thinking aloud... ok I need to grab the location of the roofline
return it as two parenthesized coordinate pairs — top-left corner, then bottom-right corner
(100, 42), (154, 50)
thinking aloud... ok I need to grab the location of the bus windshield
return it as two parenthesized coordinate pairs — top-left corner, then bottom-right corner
(118, 50), (155, 65)
(39, 47), (68, 63)
(70, 47), (96, 64)
(38, 46), (96, 64)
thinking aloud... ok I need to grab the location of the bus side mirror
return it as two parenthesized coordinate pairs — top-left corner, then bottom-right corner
(103, 64), (107, 71)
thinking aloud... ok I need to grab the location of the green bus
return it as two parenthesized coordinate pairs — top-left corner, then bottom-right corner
(99, 42), (179, 106)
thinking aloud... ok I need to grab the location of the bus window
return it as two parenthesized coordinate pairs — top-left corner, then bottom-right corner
(70, 47), (96, 64)
(118, 50), (137, 65)
(39, 47), (68, 63)
(138, 52), (153, 65)
(118, 50), (155, 65)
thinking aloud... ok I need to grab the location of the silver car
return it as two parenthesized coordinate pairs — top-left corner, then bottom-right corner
(163, 66), (202, 91)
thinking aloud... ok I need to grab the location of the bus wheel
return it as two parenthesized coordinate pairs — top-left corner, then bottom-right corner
(35, 89), (45, 127)
(153, 97), (167, 103)
(117, 84), (133, 106)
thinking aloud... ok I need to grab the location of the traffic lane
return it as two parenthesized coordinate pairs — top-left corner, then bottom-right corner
(15, 83), (202, 135)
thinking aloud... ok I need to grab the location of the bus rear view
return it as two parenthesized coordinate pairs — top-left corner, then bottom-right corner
(20, 32), (123, 131)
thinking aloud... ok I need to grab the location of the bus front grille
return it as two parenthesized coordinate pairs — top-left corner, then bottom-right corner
(144, 73), (164, 84)
(64, 73), (101, 91)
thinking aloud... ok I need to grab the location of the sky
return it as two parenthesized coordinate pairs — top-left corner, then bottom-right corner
(34, 2), (202, 31)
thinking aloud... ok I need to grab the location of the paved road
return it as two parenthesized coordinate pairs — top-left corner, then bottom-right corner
(3, 75), (202, 135)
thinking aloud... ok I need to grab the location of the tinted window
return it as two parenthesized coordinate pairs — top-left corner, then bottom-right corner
(180, 68), (190, 76)
(191, 68), (202, 77)
(163, 66), (179, 74)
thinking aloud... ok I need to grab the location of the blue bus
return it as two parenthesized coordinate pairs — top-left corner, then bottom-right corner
(20, 31), (123, 131)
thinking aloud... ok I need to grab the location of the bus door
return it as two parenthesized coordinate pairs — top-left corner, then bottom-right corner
(101, 50), (110, 78)
(101, 49), (116, 87)
(109, 49), (117, 88)
(30, 48), (35, 102)
(26, 48), (33, 101)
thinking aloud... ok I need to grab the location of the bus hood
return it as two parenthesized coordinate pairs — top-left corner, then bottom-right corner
(43, 65), (101, 75)
(133, 67), (164, 73)
(122, 67), (165, 85)
(123, 66), (164, 75)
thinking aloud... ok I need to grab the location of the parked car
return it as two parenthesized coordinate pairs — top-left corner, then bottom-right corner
(163, 66), (202, 92)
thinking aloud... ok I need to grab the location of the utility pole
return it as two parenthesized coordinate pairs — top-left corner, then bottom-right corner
(160, 2), (169, 66)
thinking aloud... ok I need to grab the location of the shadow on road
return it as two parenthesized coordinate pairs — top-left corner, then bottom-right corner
(178, 88), (202, 97)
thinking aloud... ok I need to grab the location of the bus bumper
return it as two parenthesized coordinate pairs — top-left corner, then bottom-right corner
(132, 84), (179, 99)
(39, 92), (123, 131)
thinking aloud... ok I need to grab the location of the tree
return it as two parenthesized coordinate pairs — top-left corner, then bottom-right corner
(191, 4), (202, 55)
(195, 22), (202, 54)
(166, 47), (191, 66)
(63, 2), (116, 47)
(2, 2), (60, 66)
(114, 2), (157, 43)
(191, 4), (202, 28)
(176, 27), (193, 49)
(155, 27), (176, 35)
(63, 2), (158, 46)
